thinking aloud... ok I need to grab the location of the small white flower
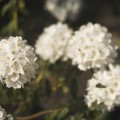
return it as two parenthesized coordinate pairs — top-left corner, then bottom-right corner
(0, 106), (13, 120)
(45, 0), (82, 21)
(0, 36), (39, 89)
(66, 22), (118, 71)
(7, 114), (14, 120)
(35, 22), (73, 63)
(0, 106), (6, 120)
(85, 64), (120, 111)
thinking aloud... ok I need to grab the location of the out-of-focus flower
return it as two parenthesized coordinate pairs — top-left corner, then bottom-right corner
(66, 22), (118, 71)
(35, 22), (73, 63)
(0, 106), (13, 120)
(0, 106), (6, 119)
(7, 114), (14, 120)
(0, 36), (39, 89)
(85, 64), (120, 111)
(45, 0), (82, 21)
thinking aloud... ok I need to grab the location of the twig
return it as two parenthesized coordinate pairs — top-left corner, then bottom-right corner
(16, 109), (57, 120)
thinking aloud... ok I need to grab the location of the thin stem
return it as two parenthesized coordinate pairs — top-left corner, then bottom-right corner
(13, 9), (18, 34)
(12, 0), (18, 35)
(16, 109), (58, 120)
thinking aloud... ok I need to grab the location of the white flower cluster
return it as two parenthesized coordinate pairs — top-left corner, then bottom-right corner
(0, 106), (13, 120)
(67, 23), (117, 71)
(0, 36), (39, 89)
(45, 0), (82, 21)
(85, 64), (120, 111)
(35, 22), (73, 63)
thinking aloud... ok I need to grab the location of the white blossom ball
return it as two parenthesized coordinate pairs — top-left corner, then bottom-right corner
(0, 106), (7, 119)
(66, 22), (118, 71)
(45, 0), (82, 21)
(0, 36), (39, 89)
(35, 22), (73, 63)
(0, 106), (13, 120)
(7, 114), (14, 120)
(85, 64), (120, 111)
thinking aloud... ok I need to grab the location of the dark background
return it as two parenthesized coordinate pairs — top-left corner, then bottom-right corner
(0, 0), (120, 119)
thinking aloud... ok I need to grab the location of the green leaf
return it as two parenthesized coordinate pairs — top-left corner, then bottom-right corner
(74, 113), (84, 120)
(47, 110), (58, 120)
(57, 108), (69, 120)
(1, 20), (14, 34)
(1, 1), (13, 16)
(95, 112), (108, 120)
